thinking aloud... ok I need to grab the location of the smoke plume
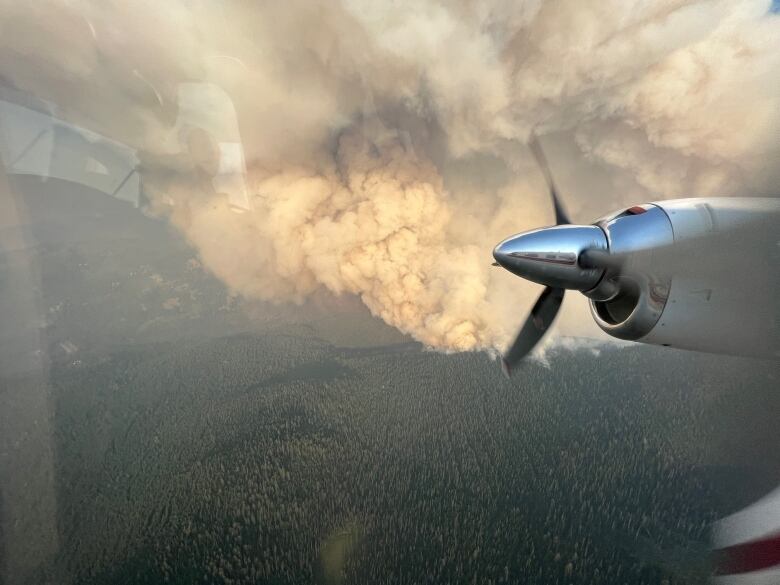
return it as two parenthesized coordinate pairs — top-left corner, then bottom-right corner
(1, 0), (778, 351)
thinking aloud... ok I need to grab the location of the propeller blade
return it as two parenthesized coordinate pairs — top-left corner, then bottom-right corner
(502, 286), (565, 377)
(528, 135), (571, 226)
(578, 248), (623, 271)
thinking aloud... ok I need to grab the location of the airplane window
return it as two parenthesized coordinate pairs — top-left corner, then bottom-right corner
(1, 3), (778, 585)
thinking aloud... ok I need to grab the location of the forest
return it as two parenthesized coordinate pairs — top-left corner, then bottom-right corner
(42, 334), (774, 585)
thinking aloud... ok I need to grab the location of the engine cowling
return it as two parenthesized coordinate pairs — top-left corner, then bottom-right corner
(588, 198), (779, 359)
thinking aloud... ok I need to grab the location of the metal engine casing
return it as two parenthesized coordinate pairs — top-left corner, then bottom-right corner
(588, 198), (779, 359)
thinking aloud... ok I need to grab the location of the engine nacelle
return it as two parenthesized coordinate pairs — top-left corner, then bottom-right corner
(588, 198), (779, 360)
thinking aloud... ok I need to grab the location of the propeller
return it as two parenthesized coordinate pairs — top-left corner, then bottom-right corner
(497, 137), (778, 376)
(500, 135), (570, 376)
(528, 135), (571, 225)
(501, 286), (564, 376)
(578, 248), (621, 271)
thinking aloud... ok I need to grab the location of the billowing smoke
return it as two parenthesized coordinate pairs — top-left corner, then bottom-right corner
(1, 0), (778, 351)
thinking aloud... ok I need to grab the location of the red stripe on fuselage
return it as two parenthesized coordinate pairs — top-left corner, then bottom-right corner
(714, 531), (780, 575)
